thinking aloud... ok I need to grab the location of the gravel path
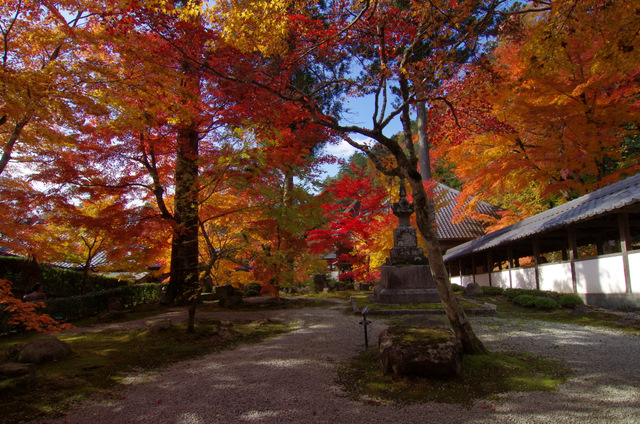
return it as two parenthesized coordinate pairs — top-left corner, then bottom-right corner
(38, 301), (640, 424)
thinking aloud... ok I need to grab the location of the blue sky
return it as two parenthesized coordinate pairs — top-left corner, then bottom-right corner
(318, 95), (403, 178)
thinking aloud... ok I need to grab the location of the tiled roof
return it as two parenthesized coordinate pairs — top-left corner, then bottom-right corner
(48, 250), (108, 270)
(432, 183), (501, 241)
(444, 172), (640, 261)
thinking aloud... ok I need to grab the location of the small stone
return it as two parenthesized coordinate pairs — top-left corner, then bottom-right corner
(146, 318), (172, 333)
(6, 343), (27, 361)
(463, 282), (484, 297)
(108, 297), (124, 311)
(572, 305), (589, 316)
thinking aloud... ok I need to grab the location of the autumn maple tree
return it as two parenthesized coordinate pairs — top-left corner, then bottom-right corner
(234, 0), (512, 353)
(431, 0), (640, 227)
(0, 279), (73, 333)
(308, 163), (393, 283)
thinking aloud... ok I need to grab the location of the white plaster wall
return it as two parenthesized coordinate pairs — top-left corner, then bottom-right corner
(491, 270), (510, 289)
(452, 252), (637, 297)
(475, 273), (490, 287)
(462, 275), (474, 287)
(576, 256), (627, 294)
(450, 275), (462, 286)
(512, 268), (536, 289)
(630, 251), (640, 293)
(539, 263), (574, 293)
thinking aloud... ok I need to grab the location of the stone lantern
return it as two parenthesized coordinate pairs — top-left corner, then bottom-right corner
(373, 178), (440, 304)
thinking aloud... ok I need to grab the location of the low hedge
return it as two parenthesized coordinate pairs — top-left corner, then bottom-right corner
(512, 294), (538, 307)
(43, 283), (163, 321)
(534, 297), (560, 310)
(244, 282), (262, 296)
(557, 294), (585, 309)
(481, 286), (505, 295)
(512, 294), (560, 310)
(0, 256), (128, 298)
(505, 288), (557, 302)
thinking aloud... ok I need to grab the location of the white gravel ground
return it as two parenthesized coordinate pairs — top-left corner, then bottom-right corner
(27, 301), (640, 424)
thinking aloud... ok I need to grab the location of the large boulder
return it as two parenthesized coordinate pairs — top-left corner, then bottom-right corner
(17, 338), (71, 364)
(379, 326), (463, 378)
(463, 282), (484, 297)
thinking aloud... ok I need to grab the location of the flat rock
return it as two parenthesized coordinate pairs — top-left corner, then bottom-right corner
(616, 313), (640, 326)
(0, 362), (35, 379)
(379, 326), (462, 378)
(0, 363), (36, 393)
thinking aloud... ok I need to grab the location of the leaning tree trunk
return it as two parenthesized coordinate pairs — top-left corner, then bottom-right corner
(165, 125), (200, 305)
(407, 175), (487, 354)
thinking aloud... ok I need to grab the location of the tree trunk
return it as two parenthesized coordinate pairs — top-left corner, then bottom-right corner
(165, 125), (200, 305)
(187, 289), (201, 333)
(417, 101), (431, 181)
(407, 175), (486, 354)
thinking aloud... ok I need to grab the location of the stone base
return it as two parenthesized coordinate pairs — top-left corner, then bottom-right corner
(379, 265), (436, 290)
(373, 286), (441, 304)
(374, 265), (441, 304)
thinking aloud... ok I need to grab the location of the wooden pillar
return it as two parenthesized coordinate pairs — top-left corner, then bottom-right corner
(471, 256), (476, 284)
(533, 237), (541, 290)
(507, 246), (513, 289)
(619, 213), (632, 293)
(487, 251), (493, 287)
(568, 227), (578, 294)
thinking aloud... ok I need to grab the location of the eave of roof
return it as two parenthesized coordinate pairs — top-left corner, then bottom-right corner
(432, 182), (501, 241)
(443, 172), (640, 261)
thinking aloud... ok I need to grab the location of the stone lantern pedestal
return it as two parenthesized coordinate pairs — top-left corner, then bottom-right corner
(373, 179), (441, 304)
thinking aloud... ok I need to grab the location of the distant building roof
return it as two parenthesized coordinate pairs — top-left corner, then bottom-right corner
(444, 172), (640, 261)
(48, 251), (108, 270)
(432, 183), (501, 244)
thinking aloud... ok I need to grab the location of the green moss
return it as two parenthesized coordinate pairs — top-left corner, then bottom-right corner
(352, 295), (479, 313)
(0, 319), (292, 423)
(337, 348), (571, 406)
(388, 325), (452, 346)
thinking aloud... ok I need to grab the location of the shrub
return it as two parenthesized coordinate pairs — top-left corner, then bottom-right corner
(557, 294), (584, 309)
(244, 289), (260, 297)
(534, 297), (560, 310)
(245, 282), (262, 294)
(44, 283), (162, 321)
(451, 283), (463, 292)
(0, 256), (127, 298)
(512, 294), (537, 307)
(505, 288), (545, 302)
(482, 286), (504, 295)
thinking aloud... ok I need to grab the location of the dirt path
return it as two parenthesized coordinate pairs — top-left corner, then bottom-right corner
(40, 300), (640, 424)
